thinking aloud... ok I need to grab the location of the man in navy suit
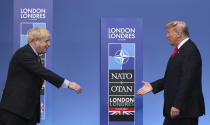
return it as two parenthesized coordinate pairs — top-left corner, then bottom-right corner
(0, 27), (82, 125)
(137, 20), (205, 125)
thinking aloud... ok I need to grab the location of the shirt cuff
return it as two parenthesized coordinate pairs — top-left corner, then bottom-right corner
(61, 79), (70, 88)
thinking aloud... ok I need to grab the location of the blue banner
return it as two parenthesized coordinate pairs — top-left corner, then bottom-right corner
(14, 0), (53, 124)
(101, 18), (143, 125)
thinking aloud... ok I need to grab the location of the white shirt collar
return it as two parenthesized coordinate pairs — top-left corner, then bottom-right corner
(177, 37), (189, 49)
(29, 43), (39, 56)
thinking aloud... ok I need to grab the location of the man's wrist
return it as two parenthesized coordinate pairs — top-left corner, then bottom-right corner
(62, 79), (70, 88)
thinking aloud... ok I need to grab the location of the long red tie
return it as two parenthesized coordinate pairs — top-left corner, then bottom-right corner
(172, 47), (178, 56)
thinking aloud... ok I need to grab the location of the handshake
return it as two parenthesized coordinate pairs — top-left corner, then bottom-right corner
(68, 82), (82, 93)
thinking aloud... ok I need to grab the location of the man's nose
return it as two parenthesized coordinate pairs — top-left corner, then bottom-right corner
(48, 41), (51, 46)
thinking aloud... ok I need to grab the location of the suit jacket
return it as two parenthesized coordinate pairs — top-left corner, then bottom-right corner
(0, 44), (64, 122)
(151, 39), (205, 118)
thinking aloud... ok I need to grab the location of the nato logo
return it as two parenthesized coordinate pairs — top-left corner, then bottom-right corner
(109, 43), (135, 70)
(114, 49), (129, 65)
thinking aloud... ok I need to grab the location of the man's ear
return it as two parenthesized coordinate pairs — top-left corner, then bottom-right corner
(176, 32), (182, 38)
(33, 39), (40, 44)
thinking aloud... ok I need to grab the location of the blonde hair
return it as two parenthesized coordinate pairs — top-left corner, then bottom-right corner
(27, 27), (50, 43)
(166, 20), (190, 37)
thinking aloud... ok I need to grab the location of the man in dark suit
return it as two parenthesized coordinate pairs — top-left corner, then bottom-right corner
(137, 20), (205, 125)
(0, 27), (82, 125)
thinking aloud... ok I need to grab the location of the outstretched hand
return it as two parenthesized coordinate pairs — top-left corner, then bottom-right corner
(137, 81), (153, 95)
(69, 82), (82, 93)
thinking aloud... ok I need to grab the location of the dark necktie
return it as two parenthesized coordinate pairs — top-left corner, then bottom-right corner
(172, 47), (178, 56)
(37, 56), (42, 64)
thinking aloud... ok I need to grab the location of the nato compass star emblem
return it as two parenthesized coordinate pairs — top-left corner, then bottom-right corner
(114, 49), (129, 64)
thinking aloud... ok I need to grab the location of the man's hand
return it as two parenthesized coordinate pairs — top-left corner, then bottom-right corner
(69, 82), (82, 93)
(170, 107), (180, 118)
(137, 81), (153, 95)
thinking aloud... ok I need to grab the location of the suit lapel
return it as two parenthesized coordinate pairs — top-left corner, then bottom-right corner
(165, 47), (180, 76)
(165, 39), (191, 75)
(25, 44), (43, 65)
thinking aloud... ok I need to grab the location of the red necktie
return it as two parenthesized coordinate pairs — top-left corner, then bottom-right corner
(172, 47), (178, 56)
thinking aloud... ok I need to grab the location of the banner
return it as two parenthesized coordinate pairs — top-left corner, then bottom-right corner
(101, 18), (143, 125)
(14, 0), (53, 124)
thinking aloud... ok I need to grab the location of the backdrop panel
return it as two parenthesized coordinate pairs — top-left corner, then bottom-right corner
(101, 18), (143, 125)
(13, 0), (53, 124)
